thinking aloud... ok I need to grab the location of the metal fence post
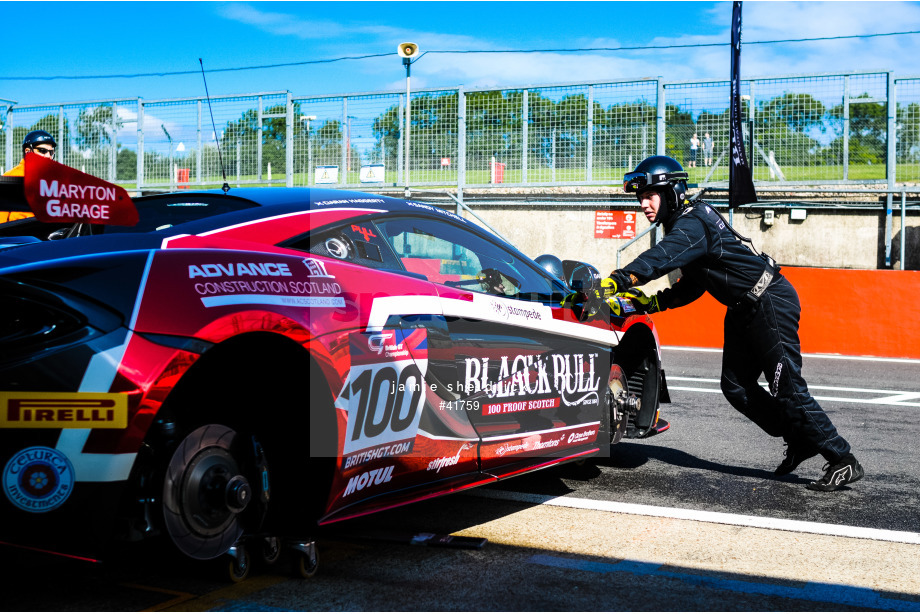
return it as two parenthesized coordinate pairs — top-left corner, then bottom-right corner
(397, 95), (404, 185)
(458, 87), (466, 189)
(196, 100), (202, 185)
(257, 95), (264, 183)
(137, 99), (144, 191)
(884, 72), (897, 267)
(57, 106), (64, 167)
(901, 190), (907, 270)
(341, 97), (348, 185)
(285, 91), (294, 187)
(887, 71), (896, 186)
(3, 106), (11, 172)
(748, 81), (756, 175)
(843, 75), (850, 181)
(656, 78), (665, 156)
(587, 85), (594, 182)
(521, 89), (528, 184)
(110, 102), (117, 183)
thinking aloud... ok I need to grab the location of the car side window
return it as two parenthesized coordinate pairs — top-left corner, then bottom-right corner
(375, 216), (559, 301)
(298, 220), (402, 271)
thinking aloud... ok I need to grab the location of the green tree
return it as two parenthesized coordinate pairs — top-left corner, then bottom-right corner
(897, 102), (920, 163)
(220, 102), (302, 177)
(10, 113), (73, 165)
(828, 93), (888, 165)
(760, 93), (826, 132)
(664, 104), (694, 164)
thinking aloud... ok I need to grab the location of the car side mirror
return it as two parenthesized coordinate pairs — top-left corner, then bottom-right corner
(562, 260), (601, 293)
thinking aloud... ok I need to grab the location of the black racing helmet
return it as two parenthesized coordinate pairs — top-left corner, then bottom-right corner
(534, 254), (565, 283)
(623, 155), (689, 224)
(22, 130), (57, 153)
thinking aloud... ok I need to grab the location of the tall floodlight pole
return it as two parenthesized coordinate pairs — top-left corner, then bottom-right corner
(398, 42), (419, 196)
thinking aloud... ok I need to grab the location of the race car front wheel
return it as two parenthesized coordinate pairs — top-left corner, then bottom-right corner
(162, 424), (255, 560)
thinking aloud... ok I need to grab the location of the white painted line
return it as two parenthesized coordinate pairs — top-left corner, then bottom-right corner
(666, 376), (920, 407)
(669, 376), (920, 396)
(670, 385), (722, 394)
(473, 489), (920, 545)
(663, 345), (920, 365)
(874, 392), (920, 403)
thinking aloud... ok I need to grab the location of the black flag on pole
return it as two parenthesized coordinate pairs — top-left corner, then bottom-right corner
(729, 1), (757, 208)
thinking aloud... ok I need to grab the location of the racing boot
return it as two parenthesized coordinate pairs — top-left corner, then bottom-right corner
(806, 453), (865, 492)
(775, 441), (820, 476)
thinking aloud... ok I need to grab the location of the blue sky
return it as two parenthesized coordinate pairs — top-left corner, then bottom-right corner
(1, 1), (919, 106)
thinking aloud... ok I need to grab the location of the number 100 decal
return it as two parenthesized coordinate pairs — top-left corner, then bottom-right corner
(338, 329), (429, 456)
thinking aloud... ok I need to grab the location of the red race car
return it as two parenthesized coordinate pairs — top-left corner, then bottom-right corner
(0, 162), (669, 580)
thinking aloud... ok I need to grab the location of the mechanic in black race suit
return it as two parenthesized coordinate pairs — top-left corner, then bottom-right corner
(604, 155), (863, 492)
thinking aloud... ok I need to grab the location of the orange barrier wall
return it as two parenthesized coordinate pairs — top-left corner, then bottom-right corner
(650, 268), (920, 360)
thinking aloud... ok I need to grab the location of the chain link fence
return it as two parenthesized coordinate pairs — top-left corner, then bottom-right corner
(896, 76), (920, 184)
(2, 70), (915, 191)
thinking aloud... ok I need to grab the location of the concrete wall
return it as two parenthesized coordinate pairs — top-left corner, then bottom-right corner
(460, 205), (920, 279)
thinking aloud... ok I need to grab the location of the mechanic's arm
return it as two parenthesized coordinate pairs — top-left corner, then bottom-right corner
(655, 276), (705, 310)
(616, 276), (704, 314)
(605, 216), (709, 292)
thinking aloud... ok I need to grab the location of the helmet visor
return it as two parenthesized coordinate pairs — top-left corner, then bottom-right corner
(623, 171), (649, 193)
(623, 170), (689, 193)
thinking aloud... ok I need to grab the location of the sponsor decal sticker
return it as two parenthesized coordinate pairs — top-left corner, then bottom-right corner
(427, 443), (473, 472)
(483, 424), (600, 459)
(0, 392), (128, 429)
(339, 329), (428, 456)
(186, 256), (348, 308)
(463, 352), (601, 407)
(483, 397), (561, 416)
(343, 440), (414, 469)
(484, 295), (546, 323)
(3, 446), (75, 512)
(343, 465), (394, 497)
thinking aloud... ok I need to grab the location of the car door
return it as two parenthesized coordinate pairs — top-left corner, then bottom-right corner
(372, 215), (612, 475)
(294, 217), (482, 516)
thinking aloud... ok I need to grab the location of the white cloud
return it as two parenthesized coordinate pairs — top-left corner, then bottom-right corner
(218, 1), (920, 96)
(218, 3), (423, 43)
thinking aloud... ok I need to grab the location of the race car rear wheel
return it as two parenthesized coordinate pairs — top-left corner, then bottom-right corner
(162, 424), (254, 560)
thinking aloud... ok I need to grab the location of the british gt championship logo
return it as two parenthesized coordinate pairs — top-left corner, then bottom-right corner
(3, 446), (75, 513)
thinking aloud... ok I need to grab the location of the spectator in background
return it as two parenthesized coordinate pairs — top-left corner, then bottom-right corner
(689, 133), (700, 168)
(703, 132), (714, 166)
(1, 130), (58, 223)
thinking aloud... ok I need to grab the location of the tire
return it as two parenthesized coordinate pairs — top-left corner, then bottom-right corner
(162, 424), (254, 560)
(260, 536), (281, 566)
(292, 546), (319, 579)
(227, 544), (251, 583)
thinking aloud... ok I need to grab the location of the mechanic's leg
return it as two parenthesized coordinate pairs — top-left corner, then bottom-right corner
(751, 279), (851, 462)
(721, 308), (784, 437)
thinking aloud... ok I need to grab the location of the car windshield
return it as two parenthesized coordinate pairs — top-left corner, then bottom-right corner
(100, 194), (261, 234)
(375, 216), (568, 304)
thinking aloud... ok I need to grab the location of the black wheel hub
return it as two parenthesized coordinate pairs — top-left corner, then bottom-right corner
(180, 448), (249, 537)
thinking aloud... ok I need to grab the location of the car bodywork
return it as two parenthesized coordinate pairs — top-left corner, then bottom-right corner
(0, 174), (669, 569)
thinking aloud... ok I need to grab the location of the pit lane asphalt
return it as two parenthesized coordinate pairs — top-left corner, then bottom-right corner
(5, 348), (920, 611)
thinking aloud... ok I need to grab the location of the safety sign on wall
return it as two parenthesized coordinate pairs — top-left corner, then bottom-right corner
(360, 164), (385, 183)
(315, 165), (339, 184)
(594, 210), (636, 239)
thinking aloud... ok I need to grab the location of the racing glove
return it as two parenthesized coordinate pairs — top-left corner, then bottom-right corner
(600, 276), (619, 298)
(561, 289), (603, 321)
(618, 288), (661, 314)
(602, 270), (637, 298)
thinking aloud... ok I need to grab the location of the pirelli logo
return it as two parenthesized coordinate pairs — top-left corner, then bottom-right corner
(0, 392), (128, 429)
